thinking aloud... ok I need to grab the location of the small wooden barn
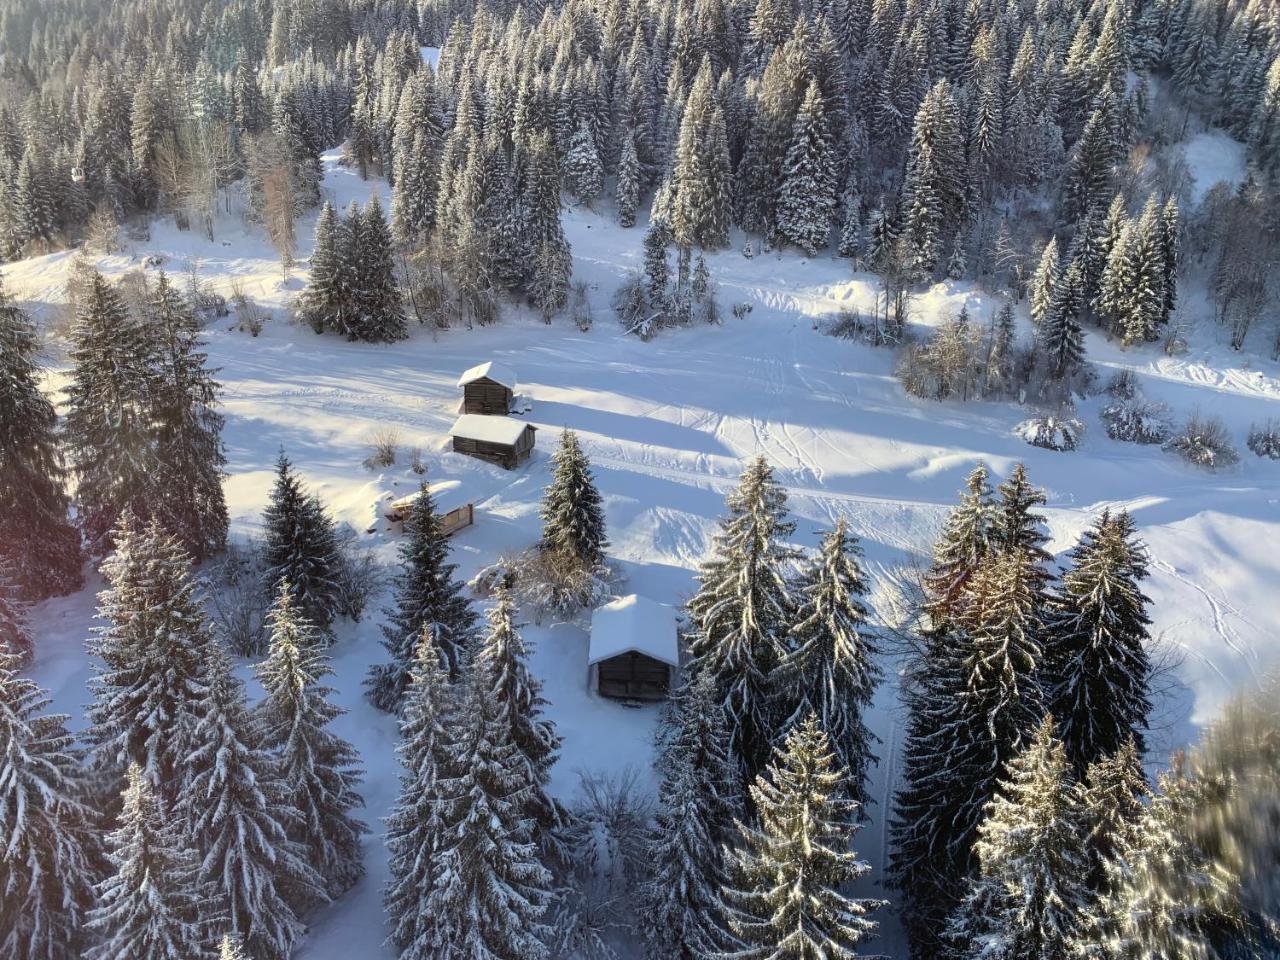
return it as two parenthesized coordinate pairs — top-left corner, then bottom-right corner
(449, 415), (536, 469)
(457, 362), (516, 415)
(383, 480), (475, 536)
(588, 595), (679, 701)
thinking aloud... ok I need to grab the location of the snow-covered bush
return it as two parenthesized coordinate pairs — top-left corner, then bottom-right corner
(571, 281), (593, 332)
(333, 539), (382, 622)
(612, 272), (651, 338)
(1164, 412), (1240, 470)
(1246, 420), (1280, 460)
(898, 312), (982, 401)
(362, 427), (401, 470)
(470, 548), (620, 622)
(1016, 413), (1085, 451)
(1100, 371), (1172, 444)
(206, 540), (271, 655)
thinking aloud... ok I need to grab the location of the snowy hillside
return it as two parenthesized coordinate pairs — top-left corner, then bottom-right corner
(5, 150), (1279, 958)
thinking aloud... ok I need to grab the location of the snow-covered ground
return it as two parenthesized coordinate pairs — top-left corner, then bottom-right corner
(5, 150), (1279, 957)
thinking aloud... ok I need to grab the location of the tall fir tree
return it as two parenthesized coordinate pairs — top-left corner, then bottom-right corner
(1041, 259), (1088, 380)
(63, 272), (157, 552)
(922, 462), (996, 628)
(1045, 510), (1153, 773)
(686, 456), (798, 783)
(944, 717), (1091, 960)
(643, 218), (673, 312)
(146, 273), (229, 562)
(183, 643), (324, 960)
(300, 201), (351, 335)
(368, 481), (477, 710)
(260, 450), (342, 636)
(88, 512), (213, 804)
(1030, 236), (1061, 327)
(1077, 739), (1148, 890)
(0, 651), (100, 960)
(772, 518), (881, 811)
(255, 584), (367, 899)
(724, 716), (882, 958)
(563, 120), (604, 205)
(616, 130), (642, 228)
(350, 196), (407, 343)
(0, 274), (82, 600)
(88, 763), (211, 960)
(540, 428), (608, 570)
(775, 80), (838, 256)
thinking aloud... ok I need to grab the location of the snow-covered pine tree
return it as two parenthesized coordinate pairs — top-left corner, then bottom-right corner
(687, 455), (798, 784)
(563, 119), (603, 206)
(183, 642), (323, 960)
(540, 428), (608, 571)
(775, 80), (838, 256)
(1041, 259), (1087, 380)
(146, 273), (229, 563)
(531, 237), (573, 322)
(922, 462), (996, 628)
(0, 650), (99, 959)
(391, 129), (438, 247)
(384, 632), (458, 958)
(368, 481), (477, 710)
(837, 191), (864, 260)
(900, 140), (944, 278)
(88, 511), (213, 804)
(426, 653), (554, 958)
(1077, 738), (1148, 889)
(0, 566), (30, 660)
(1029, 236), (1061, 327)
(255, 584), (367, 899)
(64, 272), (158, 552)
(260, 449), (342, 636)
(350, 195), (407, 343)
(1044, 510), (1153, 773)
(1061, 93), (1119, 224)
(984, 301), (1018, 397)
(0, 275), (82, 600)
(641, 672), (741, 960)
(616, 130), (641, 228)
(944, 717), (1091, 960)
(1120, 197), (1168, 346)
(88, 763), (212, 960)
(772, 518), (881, 812)
(724, 715), (882, 957)
(643, 217), (672, 314)
(300, 201), (349, 334)
(1159, 196), (1180, 320)
(669, 64), (732, 250)
(219, 935), (248, 960)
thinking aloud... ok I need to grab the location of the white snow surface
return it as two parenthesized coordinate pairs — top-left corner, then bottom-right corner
(5, 149), (1280, 958)
(456, 359), (516, 389)
(1181, 129), (1248, 203)
(448, 413), (532, 445)
(588, 595), (680, 668)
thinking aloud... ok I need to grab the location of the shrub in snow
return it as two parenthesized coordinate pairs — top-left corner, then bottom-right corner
(1246, 420), (1280, 460)
(470, 549), (619, 623)
(1164, 413), (1239, 470)
(1100, 372), (1171, 444)
(1016, 413), (1084, 451)
(362, 426), (401, 470)
(206, 540), (271, 656)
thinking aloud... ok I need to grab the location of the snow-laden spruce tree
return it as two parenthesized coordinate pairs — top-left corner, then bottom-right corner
(350, 195), (407, 343)
(64, 271), (158, 552)
(944, 717), (1091, 960)
(775, 79), (837, 256)
(643, 217), (672, 314)
(0, 274), (82, 600)
(183, 643), (324, 960)
(260, 449), (342, 636)
(0, 563), (31, 660)
(368, 481), (477, 710)
(384, 632), (459, 958)
(88, 511), (213, 803)
(473, 587), (569, 860)
(1029, 236), (1061, 328)
(1041, 259), (1087, 381)
(1045, 509), (1153, 774)
(146, 272), (229, 563)
(219, 935), (249, 960)
(1077, 738), (1148, 888)
(616, 130), (641, 228)
(564, 119), (603, 205)
(300, 201), (350, 334)
(426, 654), (554, 958)
(922, 462), (996, 629)
(772, 517), (881, 812)
(0, 651), (99, 959)
(724, 715), (882, 958)
(391, 129), (438, 247)
(640, 672), (742, 960)
(686, 455), (798, 783)
(88, 763), (213, 960)
(255, 584), (367, 899)
(540, 428), (608, 571)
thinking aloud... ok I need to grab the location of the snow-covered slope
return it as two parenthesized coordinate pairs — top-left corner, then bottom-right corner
(5, 151), (1279, 958)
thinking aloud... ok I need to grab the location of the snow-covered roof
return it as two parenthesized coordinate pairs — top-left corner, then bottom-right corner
(385, 479), (472, 518)
(449, 414), (531, 446)
(457, 362), (516, 390)
(589, 595), (679, 668)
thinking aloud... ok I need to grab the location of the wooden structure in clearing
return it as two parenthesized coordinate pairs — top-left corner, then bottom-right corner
(448, 415), (536, 469)
(457, 362), (516, 415)
(588, 595), (680, 701)
(383, 480), (475, 536)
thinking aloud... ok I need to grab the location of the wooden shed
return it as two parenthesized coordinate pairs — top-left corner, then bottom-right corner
(383, 480), (475, 536)
(588, 595), (679, 701)
(457, 362), (516, 415)
(449, 415), (536, 469)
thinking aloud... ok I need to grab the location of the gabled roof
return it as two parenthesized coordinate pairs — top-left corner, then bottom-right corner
(449, 414), (532, 446)
(589, 595), (679, 668)
(457, 361), (517, 390)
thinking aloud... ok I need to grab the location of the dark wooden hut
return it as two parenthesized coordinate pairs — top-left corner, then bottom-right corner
(588, 595), (679, 701)
(457, 362), (516, 415)
(448, 415), (536, 469)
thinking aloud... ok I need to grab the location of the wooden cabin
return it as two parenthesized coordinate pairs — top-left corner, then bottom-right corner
(457, 362), (516, 415)
(449, 415), (536, 469)
(383, 480), (475, 536)
(588, 595), (679, 702)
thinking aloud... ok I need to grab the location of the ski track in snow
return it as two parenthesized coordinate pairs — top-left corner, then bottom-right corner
(5, 150), (1280, 959)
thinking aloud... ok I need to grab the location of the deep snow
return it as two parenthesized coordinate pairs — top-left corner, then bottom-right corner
(5, 148), (1279, 958)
